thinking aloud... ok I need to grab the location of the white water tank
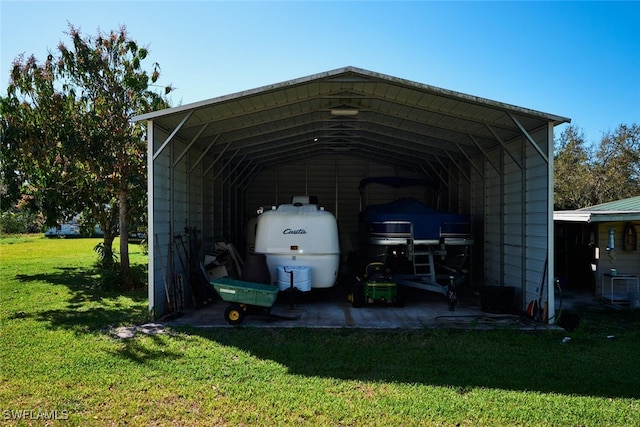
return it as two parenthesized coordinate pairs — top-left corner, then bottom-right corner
(254, 201), (340, 289)
(277, 265), (312, 292)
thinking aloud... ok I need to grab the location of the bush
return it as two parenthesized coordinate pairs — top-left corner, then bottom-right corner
(0, 210), (42, 234)
(93, 242), (118, 266)
(93, 243), (147, 291)
(94, 262), (148, 291)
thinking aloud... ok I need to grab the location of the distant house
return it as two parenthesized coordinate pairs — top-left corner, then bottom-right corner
(554, 196), (640, 304)
(44, 215), (103, 238)
(44, 222), (81, 238)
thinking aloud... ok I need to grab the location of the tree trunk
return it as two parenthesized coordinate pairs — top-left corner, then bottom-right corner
(102, 230), (115, 268)
(119, 190), (130, 282)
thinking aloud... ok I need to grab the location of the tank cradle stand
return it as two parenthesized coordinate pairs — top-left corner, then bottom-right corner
(394, 274), (459, 311)
(223, 303), (301, 325)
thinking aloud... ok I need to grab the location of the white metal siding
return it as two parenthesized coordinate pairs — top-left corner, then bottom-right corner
(524, 128), (551, 310)
(503, 139), (524, 297)
(470, 156), (485, 288)
(478, 127), (552, 312)
(483, 147), (503, 288)
(150, 127), (208, 316)
(187, 148), (204, 232)
(149, 124), (172, 316)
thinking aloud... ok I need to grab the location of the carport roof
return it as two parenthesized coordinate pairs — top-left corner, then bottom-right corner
(554, 196), (640, 222)
(136, 66), (570, 173)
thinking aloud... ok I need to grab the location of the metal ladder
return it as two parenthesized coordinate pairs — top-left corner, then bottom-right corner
(408, 223), (437, 280)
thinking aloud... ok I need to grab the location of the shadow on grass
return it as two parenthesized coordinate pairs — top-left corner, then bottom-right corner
(185, 311), (640, 400)
(109, 333), (185, 364)
(10, 264), (189, 364)
(13, 265), (149, 333)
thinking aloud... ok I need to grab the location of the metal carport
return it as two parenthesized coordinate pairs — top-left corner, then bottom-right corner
(135, 66), (570, 322)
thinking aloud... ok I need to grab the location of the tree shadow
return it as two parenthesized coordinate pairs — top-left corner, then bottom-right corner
(9, 265), (183, 364)
(184, 319), (640, 400)
(15, 266), (102, 303)
(107, 332), (186, 364)
(9, 264), (640, 399)
(13, 266), (148, 333)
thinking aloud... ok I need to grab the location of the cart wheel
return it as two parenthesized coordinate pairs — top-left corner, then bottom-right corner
(351, 275), (365, 308)
(352, 283), (365, 308)
(225, 304), (245, 325)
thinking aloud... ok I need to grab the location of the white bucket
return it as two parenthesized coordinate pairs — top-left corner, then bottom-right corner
(277, 265), (312, 292)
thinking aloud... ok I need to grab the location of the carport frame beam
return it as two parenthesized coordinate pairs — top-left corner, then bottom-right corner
(508, 113), (548, 163)
(152, 111), (193, 161)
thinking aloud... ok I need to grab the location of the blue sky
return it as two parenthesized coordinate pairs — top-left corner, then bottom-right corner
(2, 1), (639, 146)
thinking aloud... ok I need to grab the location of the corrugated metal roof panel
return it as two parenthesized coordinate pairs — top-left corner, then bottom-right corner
(578, 196), (640, 212)
(136, 66), (570, 174)
(555, 197), (640, 222)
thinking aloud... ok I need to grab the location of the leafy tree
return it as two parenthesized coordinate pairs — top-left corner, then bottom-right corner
(1, 24), (171, 288)
(553, 125), (593, 210)
(0, 103), (24, 212)
(590, 123), (640, 204)
(554, 123), (640, 210)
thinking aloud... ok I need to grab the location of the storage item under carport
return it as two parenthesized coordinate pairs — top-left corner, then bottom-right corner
(351, 262), (404, 308)
(210, 277), (299, 325)
(277, 265), (312, 291)
(254, 198), (340, 289)
(358, 178), (474, 310)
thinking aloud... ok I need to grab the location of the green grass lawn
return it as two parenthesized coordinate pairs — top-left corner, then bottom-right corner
(1, 235), (639, 426)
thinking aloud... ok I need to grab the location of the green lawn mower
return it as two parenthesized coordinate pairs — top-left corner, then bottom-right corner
(351, 262), (405, 308)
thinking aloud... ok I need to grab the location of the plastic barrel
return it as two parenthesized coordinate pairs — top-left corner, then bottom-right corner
(277, 265), (312, 292)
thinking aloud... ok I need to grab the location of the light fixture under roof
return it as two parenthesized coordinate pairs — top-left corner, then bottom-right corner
(330, 109), (359, 116)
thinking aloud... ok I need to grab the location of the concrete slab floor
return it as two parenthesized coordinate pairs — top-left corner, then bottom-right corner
(166, 286), (565, 330)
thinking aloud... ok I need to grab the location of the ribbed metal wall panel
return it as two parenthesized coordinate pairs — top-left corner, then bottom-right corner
(470, 156), (485, 288)
(470, 126), (552, 312)
(172, 141), (189, 234)
(150, 125), (172, 317)
(523, 128), (551, 308)
(503, 138), (524, 304)
(483, 146), (503, 288)
(187, 148), (203, 233)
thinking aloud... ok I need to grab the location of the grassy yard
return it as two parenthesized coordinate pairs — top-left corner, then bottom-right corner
(1, 235), (639, 426)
